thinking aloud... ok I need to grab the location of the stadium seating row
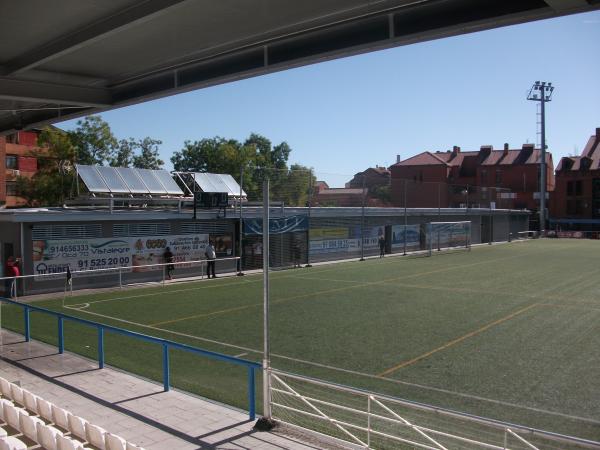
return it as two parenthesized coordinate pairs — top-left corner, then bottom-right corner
(0, 377), (144, 450)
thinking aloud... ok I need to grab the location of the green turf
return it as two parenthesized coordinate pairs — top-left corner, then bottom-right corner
(2, 239), (599, 442)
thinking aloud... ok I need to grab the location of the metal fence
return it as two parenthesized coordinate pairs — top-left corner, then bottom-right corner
(0, 297), (261, 420)
(269, 369), (600, 450)
(2, 257), (240, 299)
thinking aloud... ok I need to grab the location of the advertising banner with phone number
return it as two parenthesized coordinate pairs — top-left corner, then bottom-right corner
(33, 234), (209, 279)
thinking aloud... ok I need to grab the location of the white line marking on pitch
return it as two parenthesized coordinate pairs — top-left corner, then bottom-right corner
(59, 305), (600, 426)
(234, 352), (248, 358)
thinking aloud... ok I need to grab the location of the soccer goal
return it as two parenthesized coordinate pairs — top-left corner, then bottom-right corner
(426, 221), (471, 256)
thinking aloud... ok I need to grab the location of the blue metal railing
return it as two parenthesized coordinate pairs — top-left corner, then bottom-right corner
(1, 297), (261, 420)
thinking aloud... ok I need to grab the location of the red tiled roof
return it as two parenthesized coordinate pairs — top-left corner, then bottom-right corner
(393, 151), (449, 166)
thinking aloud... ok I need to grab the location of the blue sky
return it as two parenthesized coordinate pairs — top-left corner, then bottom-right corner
(59, 10), (600, 187)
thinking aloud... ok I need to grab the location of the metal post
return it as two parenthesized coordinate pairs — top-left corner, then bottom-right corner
(97, 327), (104, 369)
(162, 265), (165, 286)
(238, 166), (245, 276)
(58, 317), (64, 354)
(360, 176), (366, 261)
(119, 267), (122, 289)
(24, 306), (30, 342)
(248, 366), (256, 420)
(262, 179), (272, 420)
(489, 206), (493, 245)
(306, 169), (313, 267)
(403, 179), (407, 256)
(163, 343), (170, 391)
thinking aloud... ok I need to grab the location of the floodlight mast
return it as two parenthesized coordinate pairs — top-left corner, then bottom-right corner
(527, 81), (554, 233)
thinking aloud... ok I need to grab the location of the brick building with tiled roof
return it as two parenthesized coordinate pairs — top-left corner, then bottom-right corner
(550, 128), (600, 230)
(390, 144), (554, 216)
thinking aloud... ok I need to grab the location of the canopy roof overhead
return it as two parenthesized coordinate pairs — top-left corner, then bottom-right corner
(76, 164), (184, 197)
(1, 0), (598, 134)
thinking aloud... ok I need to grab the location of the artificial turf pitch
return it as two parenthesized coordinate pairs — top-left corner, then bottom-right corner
(1, 239), (598, 442)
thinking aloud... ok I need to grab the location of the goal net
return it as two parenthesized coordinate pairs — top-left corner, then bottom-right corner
(427, 221), (471, 256)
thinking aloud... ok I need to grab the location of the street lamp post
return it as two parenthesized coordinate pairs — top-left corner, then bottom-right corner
(527, 81), (554, 233)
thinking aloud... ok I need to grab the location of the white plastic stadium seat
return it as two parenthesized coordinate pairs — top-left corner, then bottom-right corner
(22, 390), (39, 415)
(52, 404), (72, 432)
(68, 414), (88, 441)
(0, 398), (12, 421)
(85, 423), (106, 450)
(57, 434), (89, 450)
(37, 422), (63, 450)
(19, 412), (45, 442)
(105, 433), (126, 450)
(0, 426), (7, 437)
(0, 436), (27, 450)
(9, 385), (23, 407)
(4, 403), (27, 431)
(0, 379), (11, 399)
(37, 397), (54, 423)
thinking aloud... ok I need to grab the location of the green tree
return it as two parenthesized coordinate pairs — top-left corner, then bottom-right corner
(132, 137), (164, 169)
(16, 128), (77, 206)
(69, 115), (117, 165)
(171, 133), (300, 202)
(110, 138), (136, 167)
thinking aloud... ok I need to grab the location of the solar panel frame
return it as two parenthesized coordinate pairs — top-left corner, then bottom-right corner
(96, 166), (130, 194)
(219, 174), (247, 197)
(153, 170), (184, 195)
(135, 168), (168, 195)
(194, 173), (233, 195)
(193, 173), (218, 193)
(114, 167), (150, 194)
(76, 164), (110, 193)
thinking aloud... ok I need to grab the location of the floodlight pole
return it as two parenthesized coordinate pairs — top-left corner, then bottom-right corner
(527, 81), (554, 234)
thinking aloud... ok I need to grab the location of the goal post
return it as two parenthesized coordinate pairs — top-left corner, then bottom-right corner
(427, 221), (471, 256)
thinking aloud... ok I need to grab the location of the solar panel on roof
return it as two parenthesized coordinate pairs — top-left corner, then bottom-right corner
(193, 173), (217, 193)
(76, 165), (109, 193)
(153, 170), (183, 195)
(220, 174), (246, 197)
(96, 166), (130, 194)
(193, 173), (243, 196)
(135, 168), (168, 194)
(115, 167), (150, 194)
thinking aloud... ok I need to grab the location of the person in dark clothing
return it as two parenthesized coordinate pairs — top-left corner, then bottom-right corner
(292, 239), (302, 268)
(163, 247), (174, 280)
(378, 235), (386, 258)
(205, 241), (217, 278)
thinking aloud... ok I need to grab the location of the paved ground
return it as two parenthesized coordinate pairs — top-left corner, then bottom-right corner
(0, 329), (322, 450)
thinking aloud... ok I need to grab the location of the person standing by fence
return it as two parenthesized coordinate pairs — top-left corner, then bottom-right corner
(163, 247), (174, 280)
(4, 256), (14, 297)
(379, 235), (386, 258)
(205, 241), (217, 279)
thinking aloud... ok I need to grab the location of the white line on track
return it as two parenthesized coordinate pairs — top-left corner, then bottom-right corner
(60, 304), (600, 426)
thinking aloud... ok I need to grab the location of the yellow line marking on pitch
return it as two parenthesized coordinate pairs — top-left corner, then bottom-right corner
(378, 303), (540, 377)
(150, 252), (528, 326)
(539, 303), (600, 312)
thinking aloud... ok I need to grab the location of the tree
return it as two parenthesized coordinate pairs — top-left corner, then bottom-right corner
(132, 137), (164, 169)
(16, 128), (77, 206)
(69, 115), (117, 165)
(110, 138), (136, 167)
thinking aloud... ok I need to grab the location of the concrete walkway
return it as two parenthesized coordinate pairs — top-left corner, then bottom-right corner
(0, 329), (321, 450)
